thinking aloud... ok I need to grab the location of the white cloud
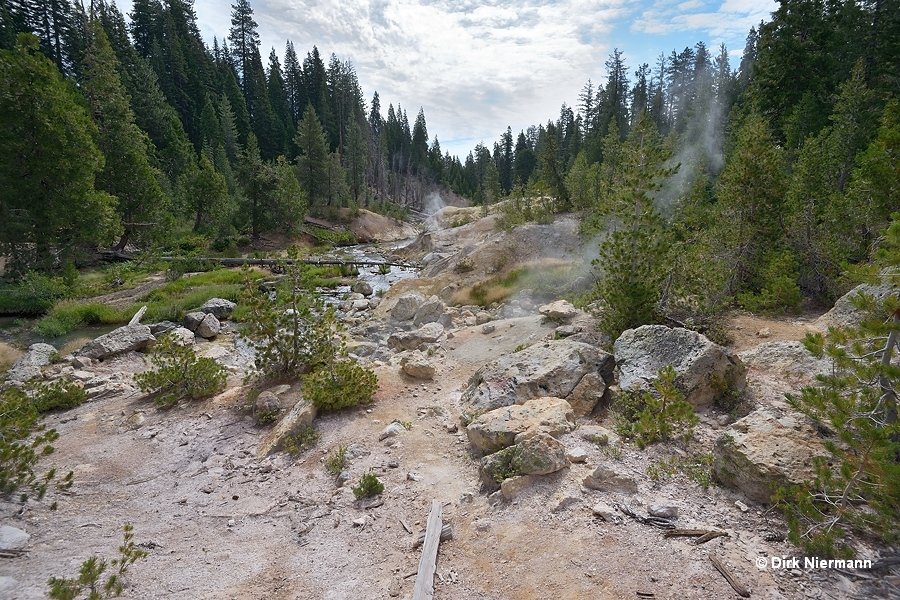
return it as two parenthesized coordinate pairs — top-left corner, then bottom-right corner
(114, 0), (771, 157)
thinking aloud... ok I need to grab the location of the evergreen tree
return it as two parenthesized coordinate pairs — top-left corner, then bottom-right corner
(590, 112), (676, 340)
(179, 154), (229, 233)
(345, 116), (367, 203)
(294, 103), (329, 207)
(80, 20), (167, 250)
(0, 33), (118, 273)
(228, 0), (258, 86)
(267, 48), (291, 155)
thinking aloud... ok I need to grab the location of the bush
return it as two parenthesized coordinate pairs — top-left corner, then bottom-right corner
(0, 386), (73, 503)
(612, 366), (699, 449)
(47, 524), (146, 599)
(240, 253), (378, 410)
(282, 425), (320, 455)
(738, 250), (803, 313)
(351, 470), (384, 499)
(35, 301), (126, 337)
(31, 379), (87, 412)
(0, 271), (70, 315)
(302, 360), (377, 411)
(134, 333), (227, 407)
(325, 445), (348, 475)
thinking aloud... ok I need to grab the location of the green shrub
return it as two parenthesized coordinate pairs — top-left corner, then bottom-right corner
(351, 470), (384, 499)
(282, 425), (321, 455)
(738, 250), (803, 313)
(134, 334), (227, 407)
(47, 524), (147, 599)
(35, 301), (126, 337)
(325, 445), (348, 475)
(302, 360), (377, 411)
(613, 366), (699, 449)
(0, 387), (73, 503)
(647, 453), (713, 487)
(31, 379), (88, 412)
(0, 271), (70, 315)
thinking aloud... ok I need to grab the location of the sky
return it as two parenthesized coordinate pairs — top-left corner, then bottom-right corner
(115, 0), (777, 158)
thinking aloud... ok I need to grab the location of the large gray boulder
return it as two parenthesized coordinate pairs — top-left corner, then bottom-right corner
(5, 343), (56, 383)
(391, 292), (425, 322)
(387, 322), (444, 351)
(195, 313), (221, 339)
(712, 408), (823, 504)
(412, 296), (445, 326)
(466, 396), (575, 454)
(77, 325), (156, 361)
(201, 298), (236, 320)
(614, 325), (746, 406)
(816, 280), (898, 330)
(478, 433), (569, 492)
(460, 339), (615, 414)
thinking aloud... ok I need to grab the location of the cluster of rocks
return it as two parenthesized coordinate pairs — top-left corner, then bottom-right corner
(3, 298), (240, 399)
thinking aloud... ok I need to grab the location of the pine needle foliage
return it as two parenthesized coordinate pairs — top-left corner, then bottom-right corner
(776, 216), (900, 557)
(47, 524), (147, 599)
(613, 365), (699, 449)
(134, 333), (227, 407)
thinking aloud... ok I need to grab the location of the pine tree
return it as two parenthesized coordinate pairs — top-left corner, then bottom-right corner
(294, 103), (329, 207)
(179, 154), (229, 232)
(228, 0), (258, 87)
(590, 112), (676, 340)
(0, 33), (118, 273)
(80, 20), (167, 250)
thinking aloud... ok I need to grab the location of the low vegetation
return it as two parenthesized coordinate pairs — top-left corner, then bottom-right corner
(47, 524), (147, 599)
(134, 333), (227, 407)
(612, 366), (699, 449)
(351, 470), (384, 499)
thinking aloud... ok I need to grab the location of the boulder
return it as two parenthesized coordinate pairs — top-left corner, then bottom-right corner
(391, 292), (425, 321)
(475, 311), (492, 325)
(567, 372), (607, 416)
(149, 321), (180, 336)
(183, 311), (207, 332)
(201, 298), (236, 320)
(255, 391), (282, 424)
(712, 408), (823, 504)
(413, 296), (445, 326)
(400, 351), (435, 379)
(614, 325), (746, 407)
(257, 398), (317, 457)
(351, 281), (373, 297)
(538, 300), (577, 321)
(387, 322), (444, 351)
(478, 433), (569, 492)
(466, 396), (575, 454)
(583, 466), (638, 494)
(416, 322), (444, 343)
(0, 526), (29, 550)
(77, 325), (155, 361)
(6, 343), (56, 383)
(738, 341), (831, 379)
(166, 327), (195, 347)
(816, 280), (898, 330)
(460, 339), (614, 413)
(500, 475), (534, 500)
(195, 313), (221, 339)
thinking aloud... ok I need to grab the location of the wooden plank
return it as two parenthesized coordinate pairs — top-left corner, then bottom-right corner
(128, 305), (147, 325)
(710, 554), (750, 598)
(412, 500), (443, 600)
(413, 524), (453, 548)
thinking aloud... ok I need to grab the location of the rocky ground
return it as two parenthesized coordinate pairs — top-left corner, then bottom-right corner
(1, 207), (897, 600)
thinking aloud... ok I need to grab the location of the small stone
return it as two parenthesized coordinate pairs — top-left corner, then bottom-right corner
(379, 422), (406, 441)
(591, 502), (616, 521)
(227, 519), (236, 528)
(387, 460), (399, 468)
(0, 526), (30, 550)
(756, 327), (771, 338)
(481, 324), (496, 334)
(565, 446), (588, 463)
(735, 500), (749, 513)
(407, 471), (423, 481)
(648, 505), (679, 519)
(500, 475), (533, 500)
(445, 422), (458, 434)
(352, 517), (367, 527)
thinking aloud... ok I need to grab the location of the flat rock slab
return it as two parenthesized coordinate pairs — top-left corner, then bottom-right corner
(77, 325), (156, 361)
(258, 399), (317, 457)
(5, 343), (56, 383)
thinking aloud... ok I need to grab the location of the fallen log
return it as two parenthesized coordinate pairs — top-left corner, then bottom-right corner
(158, 256), (418, 269)
(413, 523), (453, 549)
(710, 554), (751, 598)
(412, 500), (443, 600)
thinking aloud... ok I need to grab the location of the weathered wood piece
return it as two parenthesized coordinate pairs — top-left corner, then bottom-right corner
(128, 305), (147, 326)
(664, 528), (718, 537)
(694, 530), (729, 545)
(400, 519), (413, 534)
(412, 523), (453, 548)
(412, 500), (443, 600)
(710, 554), (750, 598)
